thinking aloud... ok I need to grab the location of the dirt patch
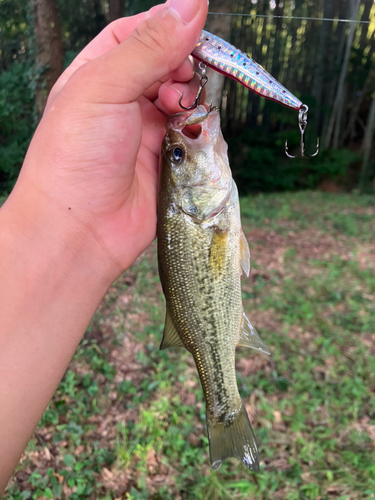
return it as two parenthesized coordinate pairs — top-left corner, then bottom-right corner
(356, 243), (375, 270)
(246, 227), (354, 272)
(236, 354), (271, 376)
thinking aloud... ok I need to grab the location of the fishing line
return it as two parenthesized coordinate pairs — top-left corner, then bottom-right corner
(207, 12), (371, 24)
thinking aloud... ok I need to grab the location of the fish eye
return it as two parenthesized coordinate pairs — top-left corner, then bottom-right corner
(169, 146), (184, 164)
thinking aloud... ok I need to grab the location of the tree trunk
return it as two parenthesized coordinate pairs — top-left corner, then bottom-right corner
(32, 0), (64, 118)
(341, 68), (375, 143)
(93, 0), (107, 34)
(324, 0), (360, 149)
(99, 0), (109, 22)
(204, 0), (233, 107)
(270, 0), (284, 82)
(109, 0), (124, 22)
(312, 0), (334, 134)
(332, 82), (346, 148)
(359, 96), (375, 192)
(321, 0), (348, 143)
(245, 0), (265, 128)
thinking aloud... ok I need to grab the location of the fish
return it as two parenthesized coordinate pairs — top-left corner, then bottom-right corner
(192, 30), (302, 110)
(157, 105), (270, 471)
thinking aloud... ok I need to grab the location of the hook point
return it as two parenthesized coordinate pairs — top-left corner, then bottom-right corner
(285, 139), (297, 159)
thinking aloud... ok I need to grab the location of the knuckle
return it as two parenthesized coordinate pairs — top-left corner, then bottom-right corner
(132, 17), (171, 56)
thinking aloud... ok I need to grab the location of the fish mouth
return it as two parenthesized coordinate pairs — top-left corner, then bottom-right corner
(166, 105), (221, 149)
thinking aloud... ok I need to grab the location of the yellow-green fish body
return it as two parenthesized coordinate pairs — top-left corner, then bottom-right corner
(157, 106), (269, 471)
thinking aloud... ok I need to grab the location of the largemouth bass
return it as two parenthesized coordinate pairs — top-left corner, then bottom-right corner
(157, 105), (269, 471)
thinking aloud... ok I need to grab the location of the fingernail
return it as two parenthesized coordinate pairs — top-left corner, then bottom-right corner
(165, 81), (183, 98)
(169, 0), (199, 23)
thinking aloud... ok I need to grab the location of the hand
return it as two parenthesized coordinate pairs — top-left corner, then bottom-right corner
(0, 1), (208, 492)
(8, 0), (208, 282)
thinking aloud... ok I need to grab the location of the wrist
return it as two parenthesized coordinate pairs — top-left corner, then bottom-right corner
(0, 186), (120, 491)
(1, 184), (122, 290)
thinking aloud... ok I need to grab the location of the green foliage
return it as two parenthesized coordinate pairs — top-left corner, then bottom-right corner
(57, 0), (106, 55)
(125, 0), (160, 16)
(1, 0), (373, 193)
(0, 61), (35, 193)
(228, 127), (360, 193)
(5, 192), (375, 500)
(240, 191), (375, 240)
(223, 0), (374, 191)
(0, 0), (31, 67)
(0, 0), (35, 193)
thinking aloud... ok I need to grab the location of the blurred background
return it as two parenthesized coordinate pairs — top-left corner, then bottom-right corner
(0, 0), (374, 195)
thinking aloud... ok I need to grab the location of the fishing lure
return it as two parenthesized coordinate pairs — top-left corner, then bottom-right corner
(192, 30), (302, 110)
(185, 30), (319, 157)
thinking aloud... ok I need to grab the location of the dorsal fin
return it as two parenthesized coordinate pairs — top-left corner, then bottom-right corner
(238, 312), (270, 355)
(240, 229), (250, 277)
(160, 310), (185, 350)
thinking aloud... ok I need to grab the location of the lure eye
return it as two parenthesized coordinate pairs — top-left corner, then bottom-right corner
(169, 146), (184, 164)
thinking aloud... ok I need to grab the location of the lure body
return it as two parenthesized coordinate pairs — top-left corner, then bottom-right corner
(192, 30), (303, 110)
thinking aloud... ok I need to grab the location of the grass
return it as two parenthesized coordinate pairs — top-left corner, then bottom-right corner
(4, 191), (375, 500)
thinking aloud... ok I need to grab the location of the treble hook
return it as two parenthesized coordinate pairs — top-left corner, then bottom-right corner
(285, 104), (319, 158)
(179, 62), (208, 110)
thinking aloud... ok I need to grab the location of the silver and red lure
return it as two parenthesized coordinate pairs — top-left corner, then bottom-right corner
(192, 30), (302, 110)
(184, 30), (319, 157)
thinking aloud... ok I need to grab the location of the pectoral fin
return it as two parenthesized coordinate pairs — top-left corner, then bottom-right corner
(240, 229), (251, 277)
(238, 312), (270, 355)
(160, 311), (185, 350)
(209, 229), (227, 280)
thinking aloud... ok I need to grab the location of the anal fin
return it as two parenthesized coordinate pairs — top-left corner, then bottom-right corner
(160, 310), (185, 350)
(238, 312), (270, 355)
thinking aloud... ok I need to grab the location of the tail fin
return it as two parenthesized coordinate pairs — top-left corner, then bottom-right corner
(207, 403), (259, 472)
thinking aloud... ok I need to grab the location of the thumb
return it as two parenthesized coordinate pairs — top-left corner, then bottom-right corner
(79, 0), (208, 104)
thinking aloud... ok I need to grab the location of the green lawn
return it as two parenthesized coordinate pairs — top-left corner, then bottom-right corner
(5, 191), (375, 500)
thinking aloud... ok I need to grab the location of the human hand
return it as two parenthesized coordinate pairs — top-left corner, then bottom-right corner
(7, 0), (208, 283)
(0, 4), (211, 488)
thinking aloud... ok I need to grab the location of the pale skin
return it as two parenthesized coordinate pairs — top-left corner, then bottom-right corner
(0, 0), (208, 493)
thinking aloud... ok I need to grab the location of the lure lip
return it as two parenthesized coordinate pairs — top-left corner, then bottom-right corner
(192, 30), (303, 111)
